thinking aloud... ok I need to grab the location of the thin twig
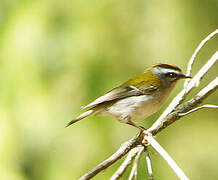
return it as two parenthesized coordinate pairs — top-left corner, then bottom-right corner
(110, 147), (140, 180)
(144, 135), (189, 180)
(179, 104), (218, 116)
(197, 77), (218, 98)
(185, 51), (218, 91)
(128, 146), (144, 180)
(145, 147), (154, 180)
(185, 29), (218, 87)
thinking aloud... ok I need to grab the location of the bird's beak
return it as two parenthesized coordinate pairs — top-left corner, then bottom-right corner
(180, 74), (192, 79)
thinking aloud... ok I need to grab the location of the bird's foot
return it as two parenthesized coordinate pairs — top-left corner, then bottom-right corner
(141, 129), (152, 146)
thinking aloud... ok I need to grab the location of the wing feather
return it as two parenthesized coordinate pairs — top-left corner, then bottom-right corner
(82, 83), (158, 109)
(82, 85), (144, 109)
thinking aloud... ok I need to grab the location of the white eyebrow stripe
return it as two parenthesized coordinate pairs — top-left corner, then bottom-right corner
(160, 68), (180, 74)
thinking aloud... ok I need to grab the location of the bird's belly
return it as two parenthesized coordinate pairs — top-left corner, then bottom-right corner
(105, 95), (162, 122)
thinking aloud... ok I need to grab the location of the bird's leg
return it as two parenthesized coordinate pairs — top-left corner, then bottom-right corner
(126, 121), (150, 146)
(125, 118), (145, 132)
(123, 116), (151, 146)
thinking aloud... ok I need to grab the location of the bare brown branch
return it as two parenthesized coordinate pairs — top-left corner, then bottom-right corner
(79, 133), (143, 180)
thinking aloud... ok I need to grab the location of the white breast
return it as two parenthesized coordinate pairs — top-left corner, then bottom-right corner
(104, 95), (163, 122)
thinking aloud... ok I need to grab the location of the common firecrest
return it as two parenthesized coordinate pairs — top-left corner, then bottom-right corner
(66, 63), (191, 130)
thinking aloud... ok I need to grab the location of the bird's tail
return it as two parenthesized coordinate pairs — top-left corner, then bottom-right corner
(65, 109), (94, 127)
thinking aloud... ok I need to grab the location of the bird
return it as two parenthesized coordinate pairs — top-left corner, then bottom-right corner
(66, 63), (191, 130)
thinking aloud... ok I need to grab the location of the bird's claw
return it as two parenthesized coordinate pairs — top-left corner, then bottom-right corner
(141, 130), (152, 146)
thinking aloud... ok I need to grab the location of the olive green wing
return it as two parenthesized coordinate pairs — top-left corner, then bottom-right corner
(134, 81), (159, 94)
(124, 72), (160, 94)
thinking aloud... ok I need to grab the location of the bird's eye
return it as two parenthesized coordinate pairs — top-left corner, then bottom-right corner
(166, 72), (177, 78)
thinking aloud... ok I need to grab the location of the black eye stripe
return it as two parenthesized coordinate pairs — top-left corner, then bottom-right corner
(166, 72), (178, 78)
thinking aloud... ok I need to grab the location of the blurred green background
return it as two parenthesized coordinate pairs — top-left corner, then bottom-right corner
(0, 0), (218, 179)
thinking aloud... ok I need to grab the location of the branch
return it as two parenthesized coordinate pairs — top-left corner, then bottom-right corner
(128, 146), (144, 180)
(184, 29), (218, 87)
(110, 147), (140, 180)
(145, 147), (154, 180)
(79, 133), (142, 180)
(197, 77), (218, 98)
(185, 51), (218, 91)
(144, 134), (189, 180)
(179, 104), (218, 116)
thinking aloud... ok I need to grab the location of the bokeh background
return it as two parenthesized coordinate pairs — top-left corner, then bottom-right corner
(0, 0), (218, 179)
